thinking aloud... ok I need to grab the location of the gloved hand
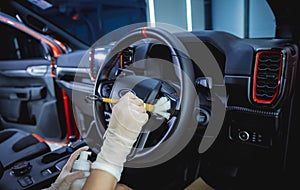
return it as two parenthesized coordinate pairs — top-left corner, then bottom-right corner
(92, 92), (149, 181)
(43, 146), (90, 190)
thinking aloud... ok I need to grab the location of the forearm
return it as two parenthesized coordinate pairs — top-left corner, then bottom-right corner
(83, 92), (148, 190)
(82, 169), (117, 190)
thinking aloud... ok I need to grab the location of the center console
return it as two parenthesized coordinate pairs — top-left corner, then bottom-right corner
(0, 140), (87, 190)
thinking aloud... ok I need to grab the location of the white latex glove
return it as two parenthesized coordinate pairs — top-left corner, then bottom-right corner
(92, 92), (149, 181)
(43, 146), (90, 190)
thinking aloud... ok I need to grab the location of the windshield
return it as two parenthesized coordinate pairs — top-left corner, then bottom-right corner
(16, 0), (275, 46)
(15, 0), (147, 46)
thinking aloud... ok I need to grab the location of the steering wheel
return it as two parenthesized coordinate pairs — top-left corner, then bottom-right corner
(91, 27), (199, 168)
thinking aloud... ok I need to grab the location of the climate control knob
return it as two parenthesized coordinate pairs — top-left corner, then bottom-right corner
(238, 131), (250, 141)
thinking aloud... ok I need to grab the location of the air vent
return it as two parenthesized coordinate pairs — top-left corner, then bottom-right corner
(253, 50), (283, 104)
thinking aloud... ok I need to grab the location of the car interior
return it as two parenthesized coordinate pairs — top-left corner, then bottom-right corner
(1, 0), (300, 190)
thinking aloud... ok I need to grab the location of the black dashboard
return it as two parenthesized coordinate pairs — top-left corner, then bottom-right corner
(54, 30), (298, 189)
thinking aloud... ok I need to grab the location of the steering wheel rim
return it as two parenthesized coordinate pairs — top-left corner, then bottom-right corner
(92, 27), (199, 168)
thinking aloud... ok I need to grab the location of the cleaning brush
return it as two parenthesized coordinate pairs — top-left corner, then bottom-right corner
(101, 96), (171, 119)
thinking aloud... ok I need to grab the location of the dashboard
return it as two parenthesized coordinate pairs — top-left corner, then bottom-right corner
(56, 30), (298, 147)
(55, 30), (298, 189)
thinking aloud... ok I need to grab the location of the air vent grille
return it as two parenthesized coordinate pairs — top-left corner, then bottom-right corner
(253, 51), (283, 104)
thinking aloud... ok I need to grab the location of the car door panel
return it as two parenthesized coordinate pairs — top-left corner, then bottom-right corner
(0, 16), (65, 141)
(0, 60), (63, 140)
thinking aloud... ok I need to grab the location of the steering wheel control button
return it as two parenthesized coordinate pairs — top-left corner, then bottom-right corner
(197, 108), (210, 126)
(12, 161), (32, 176)
(195, 77), (212, 89)
(18, 175), (33, 187)
(238, 131), (250, 141)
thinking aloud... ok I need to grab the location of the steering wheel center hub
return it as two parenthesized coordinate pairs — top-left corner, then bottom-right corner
(111, 76), (162, 104)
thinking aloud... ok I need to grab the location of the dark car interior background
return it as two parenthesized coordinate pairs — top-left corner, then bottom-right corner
(1, 0), (300, 190)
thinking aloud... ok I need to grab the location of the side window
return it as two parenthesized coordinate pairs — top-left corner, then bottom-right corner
(0, 22), (46, 60)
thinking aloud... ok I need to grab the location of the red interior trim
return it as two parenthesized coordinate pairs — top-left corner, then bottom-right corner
(142, 27), (148, 38)
(61, 89), (73, 142)
(120, 53), (124, 68)
(31, 133), (45, 142)
(253, 51), (283, 104)
(54, 39), (67, 53)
